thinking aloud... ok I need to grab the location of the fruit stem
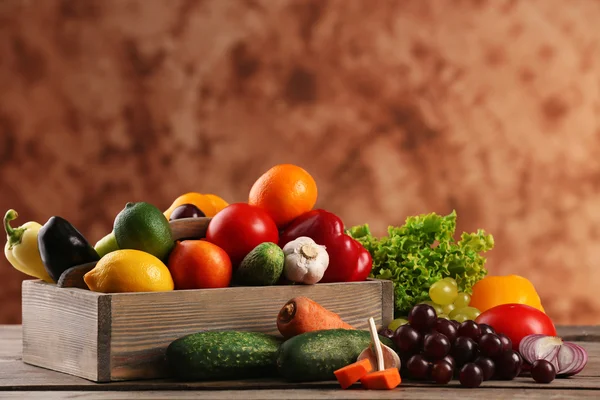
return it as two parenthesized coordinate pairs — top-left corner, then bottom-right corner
(278, 301), (297, 323)
(4, 209), (25, 249)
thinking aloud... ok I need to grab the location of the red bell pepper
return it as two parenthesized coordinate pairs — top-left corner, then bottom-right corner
(279, 209), (373, 283)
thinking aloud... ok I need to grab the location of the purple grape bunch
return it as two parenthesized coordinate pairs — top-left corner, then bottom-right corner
(383, 303), (523, 388)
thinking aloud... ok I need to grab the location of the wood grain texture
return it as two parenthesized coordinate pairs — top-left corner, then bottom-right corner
(0, 326), (20, 360)
(1, 355), (599, 389)
(1, 356), (600, 390)
(2, 324), (594, 351)
(107, 279), (391, 380)
(97, 295), (112, 382)
(169, 218), (211, 241)
(21, 281), (105, 382)
(556, 326), (600, 343)
(1, 390), (599, 400)
(1, 325), (600, 396)
(8, 323), (599, 382)
(380, 279), (394, 329)
(20, 279), (391, 381)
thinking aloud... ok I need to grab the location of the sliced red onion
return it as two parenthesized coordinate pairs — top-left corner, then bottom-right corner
(519, 334), (588, 376)
(520, 334), (562, 371)
(558, 343), (588, 376)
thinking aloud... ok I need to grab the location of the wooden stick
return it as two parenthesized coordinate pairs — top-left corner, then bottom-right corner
(169, 217), (211, 241)
(368, 317), (385, 372)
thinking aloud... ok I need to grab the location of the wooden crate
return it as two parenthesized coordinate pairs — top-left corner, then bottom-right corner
(21, 278), (393, 382)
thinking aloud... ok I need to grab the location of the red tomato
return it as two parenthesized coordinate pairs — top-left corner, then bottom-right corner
(167, 240), (232, 289)
(205, 203), (279, 267)
(475, 304), (557, 351)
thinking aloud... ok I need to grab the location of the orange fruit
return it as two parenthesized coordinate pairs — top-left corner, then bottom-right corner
(248, 164), (318, 227)
(167, 240), (232, 289)
(469, 274), (545, 314)
(164, 193), (217, 219)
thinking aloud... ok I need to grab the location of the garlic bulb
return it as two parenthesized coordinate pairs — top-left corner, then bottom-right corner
(282, 236), (329, 284)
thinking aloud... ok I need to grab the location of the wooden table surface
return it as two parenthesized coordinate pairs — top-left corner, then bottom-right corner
(1, 325), (599, 399)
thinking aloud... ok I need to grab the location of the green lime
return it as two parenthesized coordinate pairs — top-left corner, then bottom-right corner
(94, 231), (120, 258)
(114, 202), (174, 261)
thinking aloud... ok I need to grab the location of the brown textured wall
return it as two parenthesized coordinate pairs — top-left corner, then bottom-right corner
(1, 0), (600, 325)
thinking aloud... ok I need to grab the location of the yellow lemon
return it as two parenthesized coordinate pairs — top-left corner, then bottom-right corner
(84, 249), (174, 293)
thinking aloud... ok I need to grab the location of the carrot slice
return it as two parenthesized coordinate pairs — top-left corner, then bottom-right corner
(334, 359), (373, 389)
(360, 368), (401, 390)
(277, 296), (355, 339)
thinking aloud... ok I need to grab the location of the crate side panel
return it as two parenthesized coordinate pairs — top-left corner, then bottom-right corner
(109, 280), (385, 380)
(22, 281), (102, 381)
(381, 279), (395, 327)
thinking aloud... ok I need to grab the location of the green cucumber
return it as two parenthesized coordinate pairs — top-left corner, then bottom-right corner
(276, 329), (396, 382)
(166, 331), (283, 381)
(234, 242), (284, 286)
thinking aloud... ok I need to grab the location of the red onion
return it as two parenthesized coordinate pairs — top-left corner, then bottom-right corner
(518, 334), (588, 376)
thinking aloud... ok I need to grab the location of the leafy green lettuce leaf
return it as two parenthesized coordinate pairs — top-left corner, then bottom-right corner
(348, 210), (494, 317)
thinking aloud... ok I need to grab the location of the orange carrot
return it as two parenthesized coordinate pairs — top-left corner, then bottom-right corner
(334, 359), (373, 389)
(277, 296), (355, 338)
(360, 368), (401, 390)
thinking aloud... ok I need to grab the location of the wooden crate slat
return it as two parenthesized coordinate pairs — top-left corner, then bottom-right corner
(108, 280), (389, 380)
(21, 281), (103, 381)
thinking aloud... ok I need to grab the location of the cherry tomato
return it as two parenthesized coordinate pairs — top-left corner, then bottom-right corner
(205, 203), (279, 267)
(475, 304), (556, 351)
